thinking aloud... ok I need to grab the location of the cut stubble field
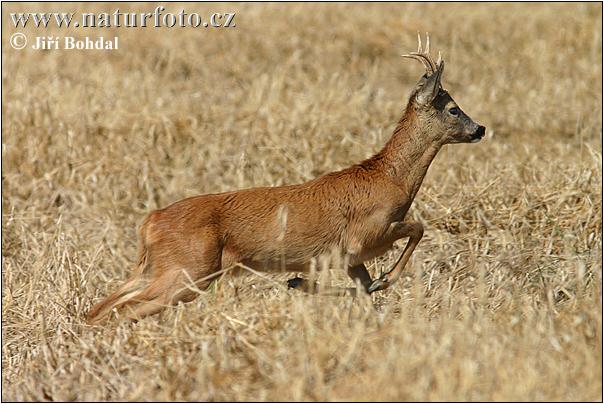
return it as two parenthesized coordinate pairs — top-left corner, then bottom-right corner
(2, 3), (602, 402)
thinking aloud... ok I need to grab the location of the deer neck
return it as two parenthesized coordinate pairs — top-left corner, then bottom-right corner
(378, 113), (442, 201)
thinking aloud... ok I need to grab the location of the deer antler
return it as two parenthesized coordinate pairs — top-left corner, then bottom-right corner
(402, 32), (442, 76)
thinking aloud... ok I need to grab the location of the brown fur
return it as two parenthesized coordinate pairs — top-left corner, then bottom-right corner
(87, 50), (484, 324)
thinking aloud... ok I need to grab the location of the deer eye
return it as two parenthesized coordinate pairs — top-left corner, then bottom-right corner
(448, 107), (460, 116)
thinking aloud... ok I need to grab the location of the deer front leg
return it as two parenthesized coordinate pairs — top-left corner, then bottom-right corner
(286, 263), (372, 296)
(367, 221), (424, 293)
(347, 263), (373, 292)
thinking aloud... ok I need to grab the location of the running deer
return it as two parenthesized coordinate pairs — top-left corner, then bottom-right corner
(86, 35), (485, 324)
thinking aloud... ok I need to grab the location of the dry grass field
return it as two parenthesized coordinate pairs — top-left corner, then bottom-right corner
(2, 2), (602, 401)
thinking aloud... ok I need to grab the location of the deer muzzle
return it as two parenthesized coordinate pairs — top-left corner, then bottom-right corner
(470, 125), (486, 143)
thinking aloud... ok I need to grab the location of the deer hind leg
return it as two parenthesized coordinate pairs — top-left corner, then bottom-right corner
(367, 221), (424, 293)
(119, 268), (216, 321)
(88, 229), (223, 323)
(122, 232), (223, 321)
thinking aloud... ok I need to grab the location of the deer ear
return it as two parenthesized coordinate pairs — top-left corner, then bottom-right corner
(416, 60), (444, 105)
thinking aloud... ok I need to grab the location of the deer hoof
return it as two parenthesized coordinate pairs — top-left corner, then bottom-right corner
(287, 277), (305, 289)
(367, 276), (390, 293)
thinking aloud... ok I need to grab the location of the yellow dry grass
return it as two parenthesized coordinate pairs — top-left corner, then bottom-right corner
(2, 2), (602, 401)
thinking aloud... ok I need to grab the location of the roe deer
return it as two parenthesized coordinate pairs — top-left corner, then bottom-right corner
(86, 35), (485, 324)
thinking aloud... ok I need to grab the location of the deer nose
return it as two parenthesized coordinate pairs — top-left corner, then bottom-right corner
(471, 125), (485, 142)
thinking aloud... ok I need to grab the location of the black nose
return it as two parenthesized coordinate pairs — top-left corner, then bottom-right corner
(475, 126), (485, 138)
(470, 125), (486, 142)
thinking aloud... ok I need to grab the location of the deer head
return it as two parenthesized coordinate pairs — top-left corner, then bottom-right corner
(404, 34), (485, 144)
